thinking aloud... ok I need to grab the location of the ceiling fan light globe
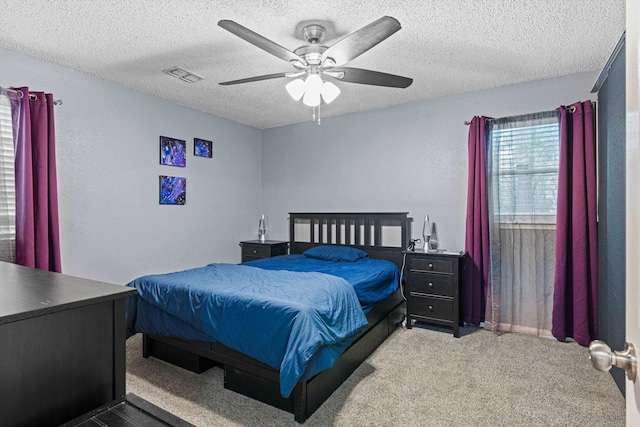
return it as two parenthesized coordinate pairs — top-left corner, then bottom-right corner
(321, 81), (341, 104)
(303, 91), (321, 107)
(304, 74), (324, 96)
(285, 78), (305, 101)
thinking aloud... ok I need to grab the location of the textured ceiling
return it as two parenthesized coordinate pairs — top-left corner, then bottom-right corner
(0, 1), (625, 129)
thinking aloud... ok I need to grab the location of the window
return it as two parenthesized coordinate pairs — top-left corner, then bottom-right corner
(0, 95), (16, 262)
(488, 111), (560, 224)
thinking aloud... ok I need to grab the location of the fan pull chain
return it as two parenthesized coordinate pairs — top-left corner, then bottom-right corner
(310, 105), (322, 125)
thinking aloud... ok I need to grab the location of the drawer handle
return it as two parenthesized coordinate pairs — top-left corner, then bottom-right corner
(428, 282), (434, 288)
(428, 263), (434, 270)
(428, 305), (434, 311)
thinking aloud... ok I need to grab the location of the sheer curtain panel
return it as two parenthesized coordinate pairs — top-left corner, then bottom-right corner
(484, 111), (560, 336)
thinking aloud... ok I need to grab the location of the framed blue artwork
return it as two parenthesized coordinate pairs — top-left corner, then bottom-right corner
(194, 138), (213, 158)
(159, 175), (186, 205)
(160, 136), (186, 167)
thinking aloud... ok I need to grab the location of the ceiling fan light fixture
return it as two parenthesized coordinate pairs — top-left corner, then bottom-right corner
(286, 78), (306, 101)
(304, 74), (323, 96)
(321, 81), (341, 104)
(287, 74), (340, 107)
(303, 90), (321, 107)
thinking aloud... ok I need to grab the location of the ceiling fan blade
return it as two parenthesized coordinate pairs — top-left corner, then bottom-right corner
(219, 72), (288, 85)
(321, 16), (401, 66)
(330, 67), (413, 88)
(218, 20), (305, 65)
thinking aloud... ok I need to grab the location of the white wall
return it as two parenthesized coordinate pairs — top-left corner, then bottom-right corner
(1, 46), (600, 282)
(261, 71), (599, 251)
(0, 48), (263, 285)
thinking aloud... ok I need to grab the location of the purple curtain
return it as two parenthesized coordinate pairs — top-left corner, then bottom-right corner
(14, 87), (61, 272)
(552, 101), (597, 346)
(464, 116), (490, 325)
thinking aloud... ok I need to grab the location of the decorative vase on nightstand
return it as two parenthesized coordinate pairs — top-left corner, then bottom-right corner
(258, 214), (266, 242)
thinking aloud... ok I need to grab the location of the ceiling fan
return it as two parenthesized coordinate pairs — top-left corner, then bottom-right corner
(218, 16), (413, 108)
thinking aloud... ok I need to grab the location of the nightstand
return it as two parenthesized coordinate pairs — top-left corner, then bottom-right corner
(403, 250), (466, 337)
(240, 240), (289, 262)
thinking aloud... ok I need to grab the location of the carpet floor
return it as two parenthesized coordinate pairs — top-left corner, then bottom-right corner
(126, 325), (625, 426)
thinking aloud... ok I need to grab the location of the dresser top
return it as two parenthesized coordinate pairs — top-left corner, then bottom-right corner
(0, 261), (136, 325)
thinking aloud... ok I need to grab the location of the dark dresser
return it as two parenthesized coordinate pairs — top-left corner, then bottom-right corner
(0, 261), (136, 427)
(403, 250), (466, 337)
(240, 240), (289, 262)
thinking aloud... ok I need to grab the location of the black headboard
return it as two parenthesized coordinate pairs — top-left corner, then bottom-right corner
(288, 212), (412, 269)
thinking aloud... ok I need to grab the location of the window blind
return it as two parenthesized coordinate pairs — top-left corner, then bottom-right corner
(0, 95), (16, 262)
(489, 113), (560, 222)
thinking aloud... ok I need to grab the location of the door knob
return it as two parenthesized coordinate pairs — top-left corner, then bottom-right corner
(589, 340), (637, 382)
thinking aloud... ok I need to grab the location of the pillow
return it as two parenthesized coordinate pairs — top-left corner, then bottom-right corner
(302, 245), (369, 262)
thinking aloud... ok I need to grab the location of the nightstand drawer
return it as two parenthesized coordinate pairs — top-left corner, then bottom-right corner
(409, 295), (453, 322)
(410, 257), (454, 274)
(242, 244), (270, 258)
(408, 272), (453, 297)
(239, 240), (289, 262)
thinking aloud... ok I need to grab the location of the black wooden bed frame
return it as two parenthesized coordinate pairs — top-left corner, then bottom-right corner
(142, 212), (411, 423)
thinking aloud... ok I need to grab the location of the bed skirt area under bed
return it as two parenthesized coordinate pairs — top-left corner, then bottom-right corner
(141, 288), (406, 423)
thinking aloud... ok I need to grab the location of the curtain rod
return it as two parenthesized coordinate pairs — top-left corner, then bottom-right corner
(464, 102), (596, 125)
(463, 110), (567, 126)
(0, 86), (63, 105)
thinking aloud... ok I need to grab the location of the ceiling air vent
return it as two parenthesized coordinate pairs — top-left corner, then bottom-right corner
(163, 67), (204, 83)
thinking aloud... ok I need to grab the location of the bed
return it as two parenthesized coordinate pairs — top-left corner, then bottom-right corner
(126, 212), (411, 423)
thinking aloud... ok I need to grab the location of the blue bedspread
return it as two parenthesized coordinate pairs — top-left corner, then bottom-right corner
(126, 263), (368, 397)
(245, 254), (400, 311)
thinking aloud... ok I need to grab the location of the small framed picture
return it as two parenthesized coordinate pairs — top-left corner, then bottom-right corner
(194, 138), (213, 158)
(159, 175), (186, 205)
(159, 136), (186, 167)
